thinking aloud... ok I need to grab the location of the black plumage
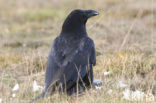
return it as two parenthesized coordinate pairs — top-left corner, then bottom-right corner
(31, 9), (99, 102)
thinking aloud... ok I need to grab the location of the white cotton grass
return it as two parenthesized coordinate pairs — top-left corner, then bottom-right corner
(33, 80), (43, 92)
(12, 93), (16, 98)
(12, 84), (19, 91)
(11, 83), (19, 99)
(107, 89), (113, 95)
(95, 86), (102, 90)
(104, 71), (111, 76)
(0, 98), (2, 103)
(93, 79), (102, 90)
(118, 81), (128, 88)
(123, 89), (155, 102)
(93, 79), (102, 85)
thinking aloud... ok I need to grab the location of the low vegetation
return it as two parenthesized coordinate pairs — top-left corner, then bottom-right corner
(0, 0), (155, 103)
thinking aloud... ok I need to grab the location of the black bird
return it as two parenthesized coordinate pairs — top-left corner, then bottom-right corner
(31, 9), (99, 102)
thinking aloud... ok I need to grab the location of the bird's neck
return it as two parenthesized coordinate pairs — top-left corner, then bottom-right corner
(61, 20), (87, 38)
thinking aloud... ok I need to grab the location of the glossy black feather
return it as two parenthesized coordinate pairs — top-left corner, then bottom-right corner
(31, 9), (98, 103)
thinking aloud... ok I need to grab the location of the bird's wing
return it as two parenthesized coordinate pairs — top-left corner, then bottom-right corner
(45, 37), (95, 91)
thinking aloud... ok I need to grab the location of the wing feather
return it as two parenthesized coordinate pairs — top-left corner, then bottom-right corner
(45, 36), (95, 93)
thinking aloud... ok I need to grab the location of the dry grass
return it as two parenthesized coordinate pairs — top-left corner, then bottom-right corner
(0, 0), (156, 103)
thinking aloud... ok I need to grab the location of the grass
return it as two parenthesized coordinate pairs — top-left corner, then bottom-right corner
(0, 0), (156, 103)
(23, 9), (67, 22)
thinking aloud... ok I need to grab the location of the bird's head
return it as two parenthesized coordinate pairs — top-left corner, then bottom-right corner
(68, 9), (99, 23)
(61, 9), (99, 35)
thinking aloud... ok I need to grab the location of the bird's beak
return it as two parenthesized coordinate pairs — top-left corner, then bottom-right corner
(86, 10), (99, 18)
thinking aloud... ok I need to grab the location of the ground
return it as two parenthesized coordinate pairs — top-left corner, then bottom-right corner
(0, 0), (156, 103)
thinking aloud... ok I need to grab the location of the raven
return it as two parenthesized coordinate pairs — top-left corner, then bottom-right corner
(31, 9), (99, 102)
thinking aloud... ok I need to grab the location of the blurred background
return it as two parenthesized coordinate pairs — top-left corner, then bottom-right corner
(0, 0), (156, 103)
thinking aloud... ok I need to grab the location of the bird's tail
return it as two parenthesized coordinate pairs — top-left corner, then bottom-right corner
(29, 91), (46, 103)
